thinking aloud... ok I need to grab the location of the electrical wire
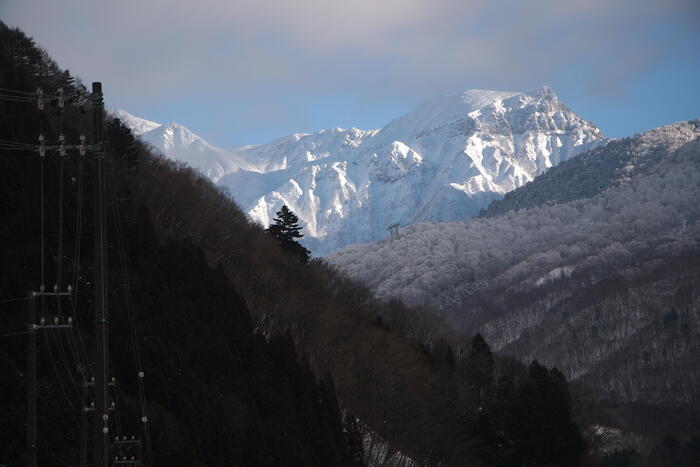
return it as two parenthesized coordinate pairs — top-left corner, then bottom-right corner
(40, 152), (45, 290)
(0, 138), (35, 146)
(0, 95), (35, 103)
(106, 164), (155, 466)
(2, 84), (153, 463)
(0, 296), (30, 303)
(0, 148), (35, 153)
(69, 154), (92, 372)
(42, 329), (80, 413)
(50, 325), (84, 397)
(57, 146), (65, 302)
(0, 87), (40, 95)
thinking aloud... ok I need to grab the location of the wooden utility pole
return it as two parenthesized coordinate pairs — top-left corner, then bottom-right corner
(8, 82), (129, 467)
(27, 292), (37, 467)
(80, 381), (88, 467)
(26, 288), (72, 467)
(92, 81), (110, 467)
(79, 363), (92, 467)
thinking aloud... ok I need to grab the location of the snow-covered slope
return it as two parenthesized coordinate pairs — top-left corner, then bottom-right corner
(112, 109), (161, 136)
(113, 110), (259, 182)
(221, 86), (604, 254)
(118, 87), (604, 255)
(140, 122), (260, 182)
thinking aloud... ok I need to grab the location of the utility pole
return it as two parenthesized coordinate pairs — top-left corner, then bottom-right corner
(79, 364), (92, 467)
(7, 83), (131, 467)
(27, 292), (36, 467)
(80, 379), (88, 467)
(26, 288), (72, 467)
(92, 81), (110, 467)
(12, 82), (146, 467)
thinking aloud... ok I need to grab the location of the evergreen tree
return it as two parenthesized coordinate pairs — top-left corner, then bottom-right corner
(464, 333), (494, 406)
(266, 205), (311, 263)
(503, 361), (586, 466)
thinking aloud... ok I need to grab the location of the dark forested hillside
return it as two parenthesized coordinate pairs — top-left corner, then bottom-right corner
(0, 22), (590, 467)
(0, 24), (359, 466)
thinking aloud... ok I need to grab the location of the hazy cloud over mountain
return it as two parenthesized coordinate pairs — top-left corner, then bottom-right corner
(3, 0), (698, 144)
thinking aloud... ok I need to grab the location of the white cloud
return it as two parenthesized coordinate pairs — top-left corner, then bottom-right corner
(2, 0), (698, 130)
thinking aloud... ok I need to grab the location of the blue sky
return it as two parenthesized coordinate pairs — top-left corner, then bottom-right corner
(2, 0), (699, 147)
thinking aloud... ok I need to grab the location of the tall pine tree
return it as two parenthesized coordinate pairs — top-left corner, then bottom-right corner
(267, 205), (311, 263)
(465, 333), (494, 406)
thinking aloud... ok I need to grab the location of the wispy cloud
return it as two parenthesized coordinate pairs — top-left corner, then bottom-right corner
(2, 0), (698, 141)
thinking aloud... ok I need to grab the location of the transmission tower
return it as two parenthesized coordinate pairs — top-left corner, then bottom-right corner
(386, 223), (401, 242)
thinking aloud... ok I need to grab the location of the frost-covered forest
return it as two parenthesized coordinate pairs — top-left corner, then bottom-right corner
(329, 122), (700, 408)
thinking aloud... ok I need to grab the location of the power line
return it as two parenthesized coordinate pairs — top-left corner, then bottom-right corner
(0, 296), (31, 304)
(106, 163), (154, 466)
(3, 83), (153, 466)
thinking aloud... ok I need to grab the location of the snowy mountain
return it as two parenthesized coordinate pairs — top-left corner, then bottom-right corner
(224, 86), (604, 254)
(118, 87), (604, 255)
(112, 110), (258, 182)
(113, 109), (161, 136)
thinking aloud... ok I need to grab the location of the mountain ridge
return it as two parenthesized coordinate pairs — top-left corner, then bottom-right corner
(118, 86), (604, 255)
(481, 119), (700, 218)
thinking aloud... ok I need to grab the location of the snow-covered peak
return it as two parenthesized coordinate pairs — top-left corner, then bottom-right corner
(379, 89), (520, 140)
(118, 86), (605, 255)
(114, 111), (261, 182)
(379, 86), (599, 144)
(145, 122), (215, 152)
(216, 86), (605, 254)
(236, 125), (379, 173)
(112, 109), (161, 136)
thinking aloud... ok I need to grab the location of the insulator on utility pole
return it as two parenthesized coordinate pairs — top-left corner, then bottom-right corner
(58, 134), (66, 157)
(38, 134), (45, 158)
(36, 87), (44, 110)
(79, 135), (86, 156)
(76, 85), (88, 113)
